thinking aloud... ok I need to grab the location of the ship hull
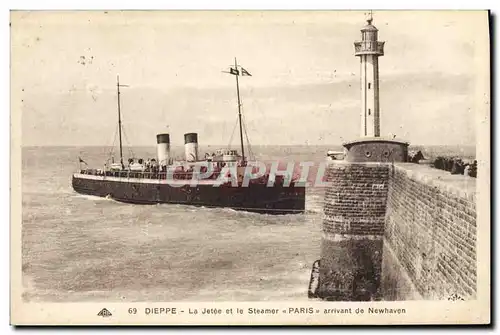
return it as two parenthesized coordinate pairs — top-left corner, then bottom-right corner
(72, 173), (305, 215)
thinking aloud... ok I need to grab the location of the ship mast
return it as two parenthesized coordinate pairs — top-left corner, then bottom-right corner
(234, 58), (246, 162)
(116, 75), (129, 169)
(224, 58), (252, 162)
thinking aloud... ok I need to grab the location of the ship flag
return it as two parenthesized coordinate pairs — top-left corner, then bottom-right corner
(229, 67), (239, 76)
(78, 157), (88, 165)
(224, 67), (252, 76)
(240, 67), (252, 76)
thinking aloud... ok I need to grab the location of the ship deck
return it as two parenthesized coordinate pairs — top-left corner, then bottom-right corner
(73, 169), (300, 188)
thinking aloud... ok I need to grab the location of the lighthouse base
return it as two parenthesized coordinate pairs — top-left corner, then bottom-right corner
(343, 137), (409, 163)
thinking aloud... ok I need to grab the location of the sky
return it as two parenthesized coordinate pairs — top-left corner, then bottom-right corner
(11, 10), (489, 146)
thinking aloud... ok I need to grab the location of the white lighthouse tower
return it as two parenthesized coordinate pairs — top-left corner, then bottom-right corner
(354, 13), (385, 137)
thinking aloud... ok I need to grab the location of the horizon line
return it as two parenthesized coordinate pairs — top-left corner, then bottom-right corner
(20, 143), (476, 148)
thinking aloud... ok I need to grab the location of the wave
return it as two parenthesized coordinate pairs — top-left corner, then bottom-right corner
(305, 207), (323, 215)
(71, 194), (115, 202)
(22, 188), (76, 196)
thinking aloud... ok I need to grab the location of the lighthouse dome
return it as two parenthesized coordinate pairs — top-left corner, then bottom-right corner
(361, 22), (378, 32)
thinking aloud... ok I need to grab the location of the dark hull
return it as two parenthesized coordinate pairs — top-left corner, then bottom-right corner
(72, 174), (306, 215)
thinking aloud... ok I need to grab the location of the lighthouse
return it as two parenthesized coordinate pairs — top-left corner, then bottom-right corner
(314, 13), (411, 303)
(341, 13), (409, 163)
(354, 14), (385, 138)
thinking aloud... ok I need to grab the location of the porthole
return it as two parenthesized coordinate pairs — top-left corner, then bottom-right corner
(383, 150), (390, 157)
(365, 151), (372, 158)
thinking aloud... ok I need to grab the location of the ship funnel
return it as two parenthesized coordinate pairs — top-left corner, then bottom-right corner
(184, 132), (199, 162)
(156, 133), (171, 167)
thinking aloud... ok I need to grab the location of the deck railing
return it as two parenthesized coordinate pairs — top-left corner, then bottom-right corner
(79, 169), (225, 180)
(76, 169), (299, 187)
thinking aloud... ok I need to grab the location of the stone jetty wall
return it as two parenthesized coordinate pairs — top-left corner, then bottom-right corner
(318, 161), (477, 301)
(382, 163), (477, 300)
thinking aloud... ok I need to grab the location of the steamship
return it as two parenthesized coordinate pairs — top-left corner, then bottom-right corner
(71, 59), (306, 214)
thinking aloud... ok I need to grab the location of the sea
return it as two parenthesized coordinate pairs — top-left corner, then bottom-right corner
(21, 144), (475, 302)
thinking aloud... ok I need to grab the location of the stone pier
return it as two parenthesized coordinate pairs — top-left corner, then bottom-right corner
(317, 161), (477, 301)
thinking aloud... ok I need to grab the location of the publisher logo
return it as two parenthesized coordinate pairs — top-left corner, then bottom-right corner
(97, 308), (113, 317)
